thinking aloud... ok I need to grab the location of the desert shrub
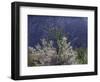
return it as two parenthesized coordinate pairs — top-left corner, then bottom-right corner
(28, 27), (87, 66)
(28, 36), (78, 66)
(76, 48), (87, 64)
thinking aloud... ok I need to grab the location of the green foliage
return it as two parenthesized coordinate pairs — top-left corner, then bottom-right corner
(76, 48), (87, 64)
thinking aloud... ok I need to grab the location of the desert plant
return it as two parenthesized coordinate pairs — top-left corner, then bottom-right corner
(76, 48), (87, 64)
(28, 27), (79, 66)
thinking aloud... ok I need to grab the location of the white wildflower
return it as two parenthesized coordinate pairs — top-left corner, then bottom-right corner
(35, 43), (41, 50)
(62, 37), (67, 41)
(50, 40), (53, 48)
(41, 38), (47, 47)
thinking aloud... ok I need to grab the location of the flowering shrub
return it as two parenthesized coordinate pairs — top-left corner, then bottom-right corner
(28, 36), (78, 66)
(28, 27), (87, 66)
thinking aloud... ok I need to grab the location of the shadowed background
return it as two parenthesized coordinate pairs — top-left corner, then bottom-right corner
(28, 15), (88, 49)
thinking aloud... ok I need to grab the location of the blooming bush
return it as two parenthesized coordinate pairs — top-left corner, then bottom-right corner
(28, 36), (78, 66)
(28, 27), (87, 66)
